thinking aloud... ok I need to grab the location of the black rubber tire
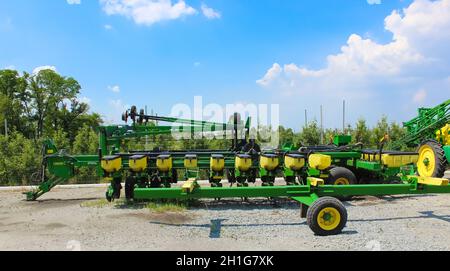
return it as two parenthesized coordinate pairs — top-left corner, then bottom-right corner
(306, 197), (347, 236)
(417, 140), (447, 178)
(326, 167), (357, 185)
(125, 177), (135, 200)
(326, 167), (357, 201)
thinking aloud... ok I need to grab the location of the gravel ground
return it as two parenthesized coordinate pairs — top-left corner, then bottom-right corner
(1, 174), (450, 251)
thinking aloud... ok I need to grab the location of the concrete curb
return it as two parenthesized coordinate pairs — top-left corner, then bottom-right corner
(0, 183), (110, 192)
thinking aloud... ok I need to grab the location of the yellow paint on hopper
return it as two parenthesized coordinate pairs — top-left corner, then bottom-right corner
(210, 155), (225, 172)
(381, 154), (419, 167)
(235, 155), (252, 172)
(101, 156), (122, 173)
(129, 155), (147, 172)
(157, 155), (172, 172)
(309, 154), (332, 170)
(184, 155), (198, 169)
(284, 154), (305, 171)
(260, 154), (279, 171)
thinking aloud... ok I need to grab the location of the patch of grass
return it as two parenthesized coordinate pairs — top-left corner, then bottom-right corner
(80, 199), (112, 208)
(146, 201), (187, 213)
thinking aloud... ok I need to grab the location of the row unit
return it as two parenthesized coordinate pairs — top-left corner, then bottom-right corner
(99, 153), (331, 174)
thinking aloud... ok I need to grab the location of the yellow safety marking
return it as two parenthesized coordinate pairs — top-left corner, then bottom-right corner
(409, 176), (449, 186)
(182, 179), (197, 193)
(308, 177), (325, 187)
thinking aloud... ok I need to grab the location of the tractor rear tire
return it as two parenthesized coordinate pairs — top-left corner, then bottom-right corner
(417, 140), (446, 178)
(307, 197), (347, 236)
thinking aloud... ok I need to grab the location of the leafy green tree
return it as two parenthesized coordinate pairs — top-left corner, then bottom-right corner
(0, 70), (29, 135)
(52, 128), (70, 151)
(0, 132), (40, 186)
(371, 115), (389, 147)
(297, 120), (321, 146)
(73, 125), (99, 154)
(279, 126), (295, 148)
(23, 69), (81, 138)
(353, 118), (371, 146)
(388, 122), (407, 150)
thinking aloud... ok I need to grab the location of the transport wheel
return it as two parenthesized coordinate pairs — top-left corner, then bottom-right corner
(417, 140), (446, 178)
(326, 167), (357, 200)
(307, 197), (347, 236)
(125, 177), (135, 200)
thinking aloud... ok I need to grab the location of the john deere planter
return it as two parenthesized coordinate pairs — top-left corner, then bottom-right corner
(24, 105), (450, 236)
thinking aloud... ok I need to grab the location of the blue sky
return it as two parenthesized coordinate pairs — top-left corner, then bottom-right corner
(1, 0), (449, 130)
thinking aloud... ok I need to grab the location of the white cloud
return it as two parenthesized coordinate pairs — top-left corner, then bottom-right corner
(104, 24), (113, 30)
(4, 65), (15, 70)
(33, 65), (57, 74)
(100, 0), (197, 26)
(367, 0), (381, 5)
(194, 62), (201, 67)
(67, 0), (81, 4)
(201, 3), (221, 19)
(256, 63), (282, 86)
(257, 0), (450, 126)
(108, 85), (121, 93)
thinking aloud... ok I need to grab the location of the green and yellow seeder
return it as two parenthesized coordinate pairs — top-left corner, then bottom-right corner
(25, 102), (450, 236)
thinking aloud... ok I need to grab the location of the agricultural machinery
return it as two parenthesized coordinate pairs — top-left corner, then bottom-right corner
(394, 99), (450, 178)
(24, 105), (450, 236)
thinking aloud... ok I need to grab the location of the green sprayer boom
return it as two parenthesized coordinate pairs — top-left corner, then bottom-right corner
(399, 99), (450, 147)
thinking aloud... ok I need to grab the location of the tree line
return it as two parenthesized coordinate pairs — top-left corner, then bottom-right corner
(0, 68), (407, 186)
(0, 69), (101, 185)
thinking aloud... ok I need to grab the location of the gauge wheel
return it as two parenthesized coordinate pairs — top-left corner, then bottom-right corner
(326, 167), (357, 201)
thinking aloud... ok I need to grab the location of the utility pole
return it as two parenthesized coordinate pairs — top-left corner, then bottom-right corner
(145, 105), (148, 149)
(304, 109), (308, 127)
(4, 119), (7, 138)
(343, 100), (346, 134)
(320, 105), (324, 145)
